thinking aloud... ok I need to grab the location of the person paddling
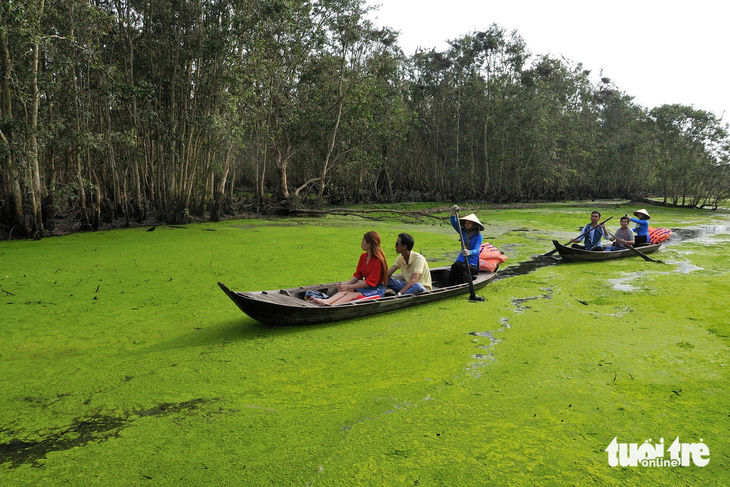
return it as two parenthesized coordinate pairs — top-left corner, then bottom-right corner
(447, 205), (484, 285)
(570, 211), (610, 251)
(628, 209), (651, 245)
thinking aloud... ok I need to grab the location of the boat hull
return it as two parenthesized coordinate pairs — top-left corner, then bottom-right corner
(219, 266), (497, 325)
(551, 240), (661, 262)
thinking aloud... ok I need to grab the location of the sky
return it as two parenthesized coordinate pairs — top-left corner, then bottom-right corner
(365, 0), (729, 121)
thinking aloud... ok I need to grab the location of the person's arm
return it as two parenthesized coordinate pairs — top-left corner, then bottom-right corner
(347, 278), (368, 290)
(600, 224), (610, 240)
(399, 273), (421, 295)
(401, 254), (430, 294)
(630, 219), (648, 237)
(621, 228), (635, 246)
(450, 215), (462, 234)
(342, 254), (367, 291)
(465, 234), (483, 266)
(337, 276), (361, 292)
(386, 264), (398, 280)
(570, 224), (590, 243)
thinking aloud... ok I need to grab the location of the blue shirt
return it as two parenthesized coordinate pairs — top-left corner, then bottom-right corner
(630, 217), (649, 238)
(579, 223), (609, 250)
(451, 215), (483, 267)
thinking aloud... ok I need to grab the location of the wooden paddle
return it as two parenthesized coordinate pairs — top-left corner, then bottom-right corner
(544, 216), (613, 257)
(605, 229), (663, 263)
(625, 244), (662, 263)
(454, 209), (485, 302)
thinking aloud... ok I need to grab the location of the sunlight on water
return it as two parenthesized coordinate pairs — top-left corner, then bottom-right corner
(608, 272), (645, 291)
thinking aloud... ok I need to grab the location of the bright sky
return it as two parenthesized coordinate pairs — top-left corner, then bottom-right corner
(366, 0), (730, 121)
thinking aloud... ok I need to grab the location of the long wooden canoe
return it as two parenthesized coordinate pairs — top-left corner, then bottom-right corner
(219, 266), (497, 325)
(551, 240), (662, 262)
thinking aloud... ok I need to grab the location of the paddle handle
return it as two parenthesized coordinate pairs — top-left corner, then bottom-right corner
(454, 209), (478, 300)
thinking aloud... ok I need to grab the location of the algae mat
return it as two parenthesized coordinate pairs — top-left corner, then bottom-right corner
(1, 204), (729, 485)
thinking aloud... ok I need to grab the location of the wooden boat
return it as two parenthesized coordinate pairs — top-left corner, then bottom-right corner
(551, 240), (662, 262)
(218, 266), (497, 325)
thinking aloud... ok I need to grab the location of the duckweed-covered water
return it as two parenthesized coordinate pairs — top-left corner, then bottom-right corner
(1, 202), (729, 485)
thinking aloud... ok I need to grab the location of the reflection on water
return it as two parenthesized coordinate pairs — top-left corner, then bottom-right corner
(671, 260), (703, 274)
(670, 225), (730, 244)
(607, 257), (704, 291)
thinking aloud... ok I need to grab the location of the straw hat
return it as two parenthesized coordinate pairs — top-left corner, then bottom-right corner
(633, 208), (651, 220)
(459, 213), (484, 231)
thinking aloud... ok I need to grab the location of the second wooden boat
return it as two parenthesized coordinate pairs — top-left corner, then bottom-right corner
(551, 240), (662, 262)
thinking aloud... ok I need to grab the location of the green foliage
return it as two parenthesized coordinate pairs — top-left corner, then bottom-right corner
(1, 0), (729, 232)
(648, 105), (730, 207)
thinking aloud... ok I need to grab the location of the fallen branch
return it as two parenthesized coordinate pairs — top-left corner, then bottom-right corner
(289, 206), (483, 224)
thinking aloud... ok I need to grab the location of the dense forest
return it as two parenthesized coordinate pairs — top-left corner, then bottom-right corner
(1, 0), (729, 238)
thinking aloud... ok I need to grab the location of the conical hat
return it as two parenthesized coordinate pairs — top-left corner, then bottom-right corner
(459, 213), (484, 231)
(633, 208), (651, 219)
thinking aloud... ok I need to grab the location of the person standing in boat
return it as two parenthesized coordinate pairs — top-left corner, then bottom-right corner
(311, 231), (388, 306)
(386, 233), (432, 295)
(604, 216), (636, 251)
(570, 211), (610, 251)
(627, 209), (651, 244)
(447, 205), (484, 286)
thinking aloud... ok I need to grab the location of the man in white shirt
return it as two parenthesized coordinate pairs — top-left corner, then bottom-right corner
(387, 233), (432, 295)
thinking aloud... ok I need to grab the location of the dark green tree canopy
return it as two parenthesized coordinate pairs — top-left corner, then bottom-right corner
(1, 0), (728, 237)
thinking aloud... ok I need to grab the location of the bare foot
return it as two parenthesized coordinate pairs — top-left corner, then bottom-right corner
(310, 297), (329, 306)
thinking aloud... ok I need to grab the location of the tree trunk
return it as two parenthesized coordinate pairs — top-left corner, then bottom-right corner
(317, 71), (346, 208)
(28, 0), (46, 238)
(0, 17), (28, 235)
(275, 138), (292, 200)
(211, 143), (232, 221)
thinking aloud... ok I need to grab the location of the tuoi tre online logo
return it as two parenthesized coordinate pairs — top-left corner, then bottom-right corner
(606, 437), (709, 467)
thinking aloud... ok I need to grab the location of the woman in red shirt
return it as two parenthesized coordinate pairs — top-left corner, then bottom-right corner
(311, 231), (388, 305)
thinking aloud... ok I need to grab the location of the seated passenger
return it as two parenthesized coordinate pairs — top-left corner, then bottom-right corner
(310, 231), (388, 306)
(387, 233), (432, 295)
(604, 216), (636, 251)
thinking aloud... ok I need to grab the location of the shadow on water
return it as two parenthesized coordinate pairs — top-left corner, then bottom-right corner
(493, 257), (560, 282)
(0, 399), (213, 468)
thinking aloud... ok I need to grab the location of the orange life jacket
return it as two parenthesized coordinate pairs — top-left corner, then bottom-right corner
(648, 227), (671, 244)
(478, 243), (508, 272)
